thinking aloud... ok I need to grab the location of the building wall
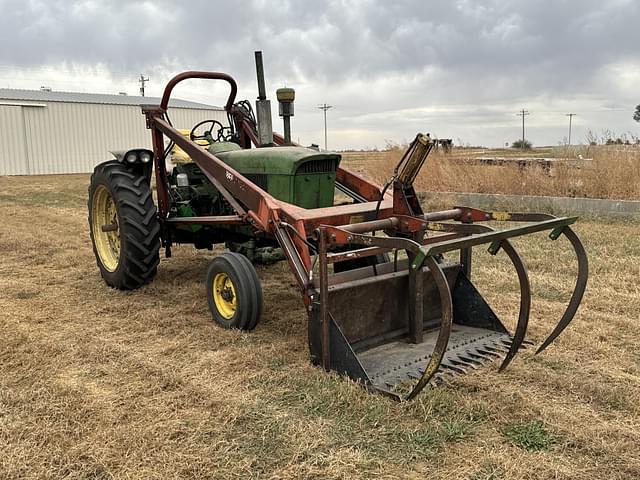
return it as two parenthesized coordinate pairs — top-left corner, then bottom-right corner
(0, 105), (28, 175)
(0, 101), (226, 175)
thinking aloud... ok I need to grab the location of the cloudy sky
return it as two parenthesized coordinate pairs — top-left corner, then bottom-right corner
(2, 0), (639, 149)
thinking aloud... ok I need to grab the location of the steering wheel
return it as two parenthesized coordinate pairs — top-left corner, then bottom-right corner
(190, 119), (227, 143)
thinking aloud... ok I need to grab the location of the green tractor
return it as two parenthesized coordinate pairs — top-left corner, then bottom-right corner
(89, 64), (344, 330)
(88, 53), (587, 400)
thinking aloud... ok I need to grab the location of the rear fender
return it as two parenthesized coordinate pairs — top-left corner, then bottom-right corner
(110, 148), (154, 183)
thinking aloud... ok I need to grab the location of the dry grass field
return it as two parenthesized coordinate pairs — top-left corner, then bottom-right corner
(343, 145), (640, 201)
(1, 173), (640, 479)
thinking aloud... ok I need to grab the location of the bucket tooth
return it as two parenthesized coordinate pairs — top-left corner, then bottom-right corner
(466, 351), (494, 363)
(490, 343), (510, 353)
(440, 362), (467, 375)
(477, 348), (501, 358)
(458, 354), (483, 366)
(485, 345), (507, 355)
(450, 357), (478, 370)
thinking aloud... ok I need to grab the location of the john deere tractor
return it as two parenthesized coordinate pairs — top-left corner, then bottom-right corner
(89, 58), (343, 330)
(88, 52), (587, 400)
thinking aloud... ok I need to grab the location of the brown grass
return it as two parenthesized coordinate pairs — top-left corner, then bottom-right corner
(1, 174), (640, 479)
(345, 145), (640, 200)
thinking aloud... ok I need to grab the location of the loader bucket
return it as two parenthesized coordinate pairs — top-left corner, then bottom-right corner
(309, 259), (516, 399)
(310, 214), (587, 400)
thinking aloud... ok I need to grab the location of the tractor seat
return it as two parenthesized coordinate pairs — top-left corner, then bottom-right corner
(170, 127), (241, 165)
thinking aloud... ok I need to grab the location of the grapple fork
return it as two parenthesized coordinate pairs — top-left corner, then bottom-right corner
(308, 209), (588, 400)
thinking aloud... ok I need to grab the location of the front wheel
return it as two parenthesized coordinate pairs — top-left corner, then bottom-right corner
(206, 252), (263, 330)
(88, 161), (160, 289)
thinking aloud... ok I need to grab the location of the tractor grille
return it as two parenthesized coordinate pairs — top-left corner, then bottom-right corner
(297, 159), (338, 174)
(245, 173), (268, 191)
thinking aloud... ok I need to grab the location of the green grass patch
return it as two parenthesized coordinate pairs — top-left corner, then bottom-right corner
(246, 370), (485, 466)
(503, 420), (556, 451)
(440, 417), (473, 442)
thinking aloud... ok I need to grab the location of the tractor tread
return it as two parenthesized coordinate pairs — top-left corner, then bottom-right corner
(88, 160), (160, 290)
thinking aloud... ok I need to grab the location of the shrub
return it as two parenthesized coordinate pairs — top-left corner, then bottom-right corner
(511, 139), (532, 149)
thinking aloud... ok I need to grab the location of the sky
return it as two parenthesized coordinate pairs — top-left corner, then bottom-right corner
(1, 0), (640, 150)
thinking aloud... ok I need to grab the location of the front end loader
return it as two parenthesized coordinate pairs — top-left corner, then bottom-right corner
(88, 52), (587, 400)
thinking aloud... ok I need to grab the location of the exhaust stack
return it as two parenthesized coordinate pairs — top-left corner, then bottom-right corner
(254, 51), (273, 146)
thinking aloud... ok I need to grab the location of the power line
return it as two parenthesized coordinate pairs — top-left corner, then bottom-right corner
(516, 109), (530, 150)
(139, 74), (149, 97)
(317, 103), (333, 151)
(565, 113), (576, 145)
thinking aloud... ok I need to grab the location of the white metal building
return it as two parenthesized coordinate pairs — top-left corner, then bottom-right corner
(0, 89), (226, 175)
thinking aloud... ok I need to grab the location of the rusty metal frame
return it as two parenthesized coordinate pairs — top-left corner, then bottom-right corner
(142, 70), (588, 400)
(145, 71), (395, 298)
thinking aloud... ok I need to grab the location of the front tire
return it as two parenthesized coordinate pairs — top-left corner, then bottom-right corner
(206, 252), (263, 330)
(88, 161), (160, 289)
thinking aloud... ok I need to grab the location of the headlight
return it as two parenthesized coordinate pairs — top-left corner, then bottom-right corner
(126, 152), (137, 163)
(140, 152), (152, 163)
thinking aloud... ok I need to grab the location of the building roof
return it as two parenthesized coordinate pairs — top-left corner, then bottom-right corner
(0, 88), (222, 110)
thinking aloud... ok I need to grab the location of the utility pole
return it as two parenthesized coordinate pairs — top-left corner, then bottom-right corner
(566, 113), (576, 146)
(139, 74), (149, 97)
(516, 109), (530, 150)
(317, 103), (333, 150)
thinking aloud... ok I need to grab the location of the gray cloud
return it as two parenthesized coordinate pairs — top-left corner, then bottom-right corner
(1, 0), (639, 148)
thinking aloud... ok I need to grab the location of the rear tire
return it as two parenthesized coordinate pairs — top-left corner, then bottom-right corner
(88, 161), (160, 289)
(206, 252), (263, 330)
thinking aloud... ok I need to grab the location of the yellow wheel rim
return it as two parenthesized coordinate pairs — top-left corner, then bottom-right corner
(91, 184), (120, 272)
(213, 272), (237, 319)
